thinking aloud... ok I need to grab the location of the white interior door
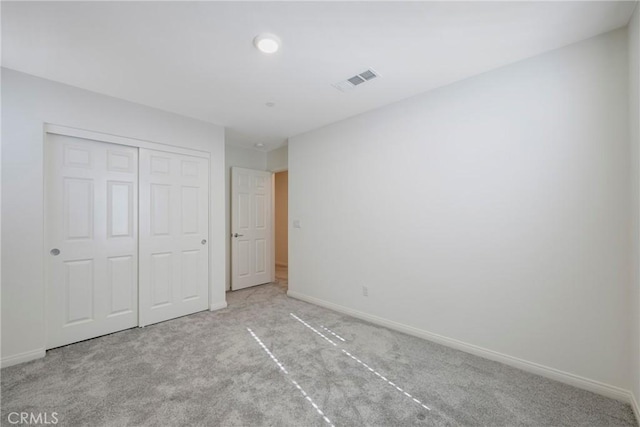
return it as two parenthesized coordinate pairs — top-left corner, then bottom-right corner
(231, 167), (273, 290)
(139, 149), (209, 326)
(46, 135), (138, 349)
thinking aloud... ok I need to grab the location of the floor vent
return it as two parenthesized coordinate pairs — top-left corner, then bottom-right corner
(333, 68), (380, 92)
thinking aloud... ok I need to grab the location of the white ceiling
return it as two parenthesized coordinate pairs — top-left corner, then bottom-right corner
(2, 1), (636, 151)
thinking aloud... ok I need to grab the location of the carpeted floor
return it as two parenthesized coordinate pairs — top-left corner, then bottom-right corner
(1, 280), (636, 426)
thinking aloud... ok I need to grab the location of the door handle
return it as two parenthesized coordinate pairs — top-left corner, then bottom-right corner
(233, 233), (244, 238)
(50, 248), (60, 256)
(201, 239), (207, 245)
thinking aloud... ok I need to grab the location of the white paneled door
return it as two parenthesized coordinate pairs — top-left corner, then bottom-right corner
(231, 167), (273, 290)
(46, 135), (139, 349)
(139, 149), (209, 326)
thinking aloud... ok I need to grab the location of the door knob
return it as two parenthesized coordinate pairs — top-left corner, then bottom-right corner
(233, 233), (244, 238)
(50, 248), (60, 256)
(201, 239), (207, 245)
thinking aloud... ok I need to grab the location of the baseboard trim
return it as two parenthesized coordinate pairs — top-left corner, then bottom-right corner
(631, 392), (640, 426)
(1, 348), (46, 368)
(209, 301), (228, 311)
(287, 290), (632, 404)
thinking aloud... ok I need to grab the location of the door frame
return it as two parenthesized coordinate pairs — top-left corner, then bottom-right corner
(43, 124), (213, 342)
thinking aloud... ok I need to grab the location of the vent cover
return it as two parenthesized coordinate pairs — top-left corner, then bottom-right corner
(348, 75), (366, 86)
(333, 68), (380, 92)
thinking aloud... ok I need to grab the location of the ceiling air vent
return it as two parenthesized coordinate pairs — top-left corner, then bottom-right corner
(348, 75), (366, 86)
(333, 68), (380, 92)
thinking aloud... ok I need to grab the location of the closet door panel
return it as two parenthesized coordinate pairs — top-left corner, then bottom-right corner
(46, 135), (138, 349)
(139, 149), (209, 326)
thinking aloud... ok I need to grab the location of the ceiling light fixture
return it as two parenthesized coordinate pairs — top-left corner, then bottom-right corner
(253, 33), (281, 54)
(255, 143), (265, 148)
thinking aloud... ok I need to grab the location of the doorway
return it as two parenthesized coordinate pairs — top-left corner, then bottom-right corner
(274, 171), (288, 290)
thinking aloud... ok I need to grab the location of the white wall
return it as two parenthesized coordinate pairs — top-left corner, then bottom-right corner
(629, 3), (640, 416)
(267, 145), (288, 172)
(224, 145), (266, 289)
(289, 29), (631, 394)
(1, 69), (226, 365)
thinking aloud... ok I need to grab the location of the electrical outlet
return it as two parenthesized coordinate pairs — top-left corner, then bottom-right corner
(362, 286), (368, 297)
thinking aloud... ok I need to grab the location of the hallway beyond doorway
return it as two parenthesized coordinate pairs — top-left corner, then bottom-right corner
(275, 265), (288, 292)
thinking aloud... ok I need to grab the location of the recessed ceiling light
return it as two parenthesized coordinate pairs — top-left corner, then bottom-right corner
(255, 143), (265, 148)
(254, 33), (281, 54)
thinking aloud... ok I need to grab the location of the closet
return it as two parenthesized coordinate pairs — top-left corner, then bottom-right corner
(45, 128), (210, 349)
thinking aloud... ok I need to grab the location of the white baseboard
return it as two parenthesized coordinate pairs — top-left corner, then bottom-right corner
(287, 290), (633, 404)
(209, 301), (228, 311)
(1, 348), (46, 368)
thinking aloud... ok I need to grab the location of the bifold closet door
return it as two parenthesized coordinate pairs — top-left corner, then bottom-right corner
(46, 135), (138, 349)
(139, 149), (209, 326)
